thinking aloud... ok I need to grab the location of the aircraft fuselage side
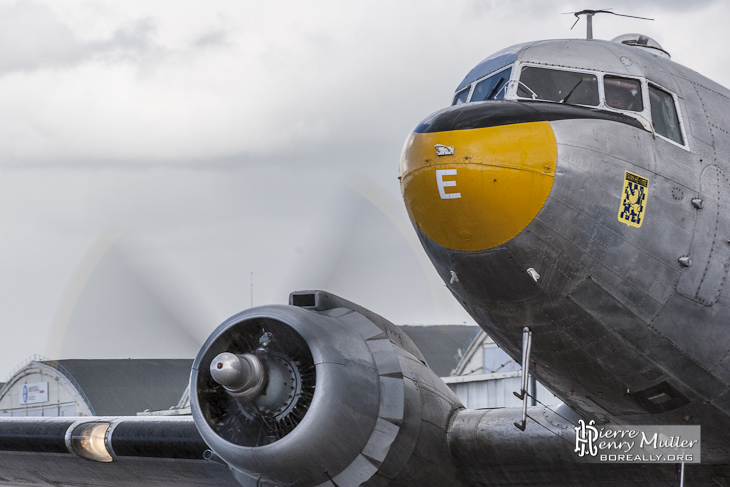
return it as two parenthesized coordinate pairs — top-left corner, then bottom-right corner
(400, 37), (730, 461)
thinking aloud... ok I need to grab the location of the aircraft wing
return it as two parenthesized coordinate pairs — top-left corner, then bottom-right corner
(0, 407), (722, 487)
(0, 416), (240, 487)
(1, 292), (726, 486)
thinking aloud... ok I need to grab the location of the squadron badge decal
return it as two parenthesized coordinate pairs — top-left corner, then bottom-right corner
(618, 171), (649, 228)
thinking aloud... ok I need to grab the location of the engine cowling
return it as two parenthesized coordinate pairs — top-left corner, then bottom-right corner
(190, 291), (467, 487)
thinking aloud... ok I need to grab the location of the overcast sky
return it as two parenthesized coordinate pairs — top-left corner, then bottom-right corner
(1, 0), (729, 378)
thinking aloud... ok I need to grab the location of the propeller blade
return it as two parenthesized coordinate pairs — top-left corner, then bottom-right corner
(46, 229), (214, 361)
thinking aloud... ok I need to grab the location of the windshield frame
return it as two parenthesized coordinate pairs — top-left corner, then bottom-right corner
(511, 63), (660, 137)
(647, 80), (689, 150)
(450, 61), (689, 150)
(451, 65), (515, 106)
(515, 65), (600, 107)
(470, 66), (513, 102)
(512, 63), (651, 111)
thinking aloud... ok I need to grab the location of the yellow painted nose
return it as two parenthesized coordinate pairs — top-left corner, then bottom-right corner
(399, 121), (557, 252)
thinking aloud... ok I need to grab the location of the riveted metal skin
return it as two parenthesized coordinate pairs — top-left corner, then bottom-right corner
(10, 36), (730, 487)
(403, 37), (730, 468)
(448, 405), (728, 484)
(190, 293), (466, 487)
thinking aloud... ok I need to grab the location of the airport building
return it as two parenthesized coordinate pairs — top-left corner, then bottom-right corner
(0, 357), (192, 417)
(399, 325), (478, 377)
(395, 325), (561, 408)
(0, 326), (559, 417)
(443, 329), (561, 408)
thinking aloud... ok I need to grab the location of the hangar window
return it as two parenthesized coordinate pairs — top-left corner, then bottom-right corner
(604, 76), (643, 112)
(517, 66), (599, 106)
(649, 85), (684, 145)
(483, 344), (519, 374)
(452, 87), (470, 106)
(471, 67), (512, 102)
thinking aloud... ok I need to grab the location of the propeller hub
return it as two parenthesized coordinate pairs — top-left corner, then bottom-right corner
(210, 352), (266, 399)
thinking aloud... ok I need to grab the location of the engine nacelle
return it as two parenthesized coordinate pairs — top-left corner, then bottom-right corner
(190, 291), (466, 487)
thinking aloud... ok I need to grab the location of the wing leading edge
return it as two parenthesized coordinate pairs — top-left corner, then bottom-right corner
(0, 416), (239, 487)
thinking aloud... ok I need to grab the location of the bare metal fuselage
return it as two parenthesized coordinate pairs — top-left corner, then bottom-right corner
(401, 38), (730, 461)
(4, 36), (730, 487)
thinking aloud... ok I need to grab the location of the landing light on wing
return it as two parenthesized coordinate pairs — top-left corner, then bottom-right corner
(69, 422), (113, 463)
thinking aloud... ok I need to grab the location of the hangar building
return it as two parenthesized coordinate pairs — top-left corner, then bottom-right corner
(0, 326), (559, 417)
(443, 329), (561, 408)
(0, 357), (192, 417)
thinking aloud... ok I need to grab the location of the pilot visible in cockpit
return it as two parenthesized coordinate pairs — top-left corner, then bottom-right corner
(604, 76), (643, 112)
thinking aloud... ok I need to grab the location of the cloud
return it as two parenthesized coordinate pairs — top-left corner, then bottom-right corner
(192, 29), (230, 49)
(0, 1), (162, 76)
(0, 0), (728, 169)
(598, 0), (720, 11)
(2, 0), (730, 379)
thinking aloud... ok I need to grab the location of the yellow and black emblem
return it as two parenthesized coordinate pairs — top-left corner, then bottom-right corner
(618, 171), (649, 228)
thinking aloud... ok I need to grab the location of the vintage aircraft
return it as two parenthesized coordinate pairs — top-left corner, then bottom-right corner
(2, 16), (730, 487)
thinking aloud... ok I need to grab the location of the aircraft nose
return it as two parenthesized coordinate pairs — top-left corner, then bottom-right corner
(399, 108), (557, 252)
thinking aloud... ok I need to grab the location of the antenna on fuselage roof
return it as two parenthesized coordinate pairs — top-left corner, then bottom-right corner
(565, 9), (654, 40)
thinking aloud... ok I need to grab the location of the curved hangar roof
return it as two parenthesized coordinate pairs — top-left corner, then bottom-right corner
(0, 358), (192, 417)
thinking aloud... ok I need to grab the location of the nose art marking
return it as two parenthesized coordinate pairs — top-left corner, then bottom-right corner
(436, 169), (461, 199)
(399, 121), (557, 251)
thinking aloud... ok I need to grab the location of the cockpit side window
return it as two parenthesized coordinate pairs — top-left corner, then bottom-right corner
(517, 67), (599, 106)
(453, 87), (470, 106)
(471, 67), (512, 102)
(604, 76), (643, 112)
(649, 85), (683, 145)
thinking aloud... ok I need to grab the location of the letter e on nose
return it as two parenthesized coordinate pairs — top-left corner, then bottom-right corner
(436, 169), (461, 199)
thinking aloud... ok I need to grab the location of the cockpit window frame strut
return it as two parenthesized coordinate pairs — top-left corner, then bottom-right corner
(451, 61), (690, 151)
(452, 65), (514, 106)
(647, 81), (689, 150)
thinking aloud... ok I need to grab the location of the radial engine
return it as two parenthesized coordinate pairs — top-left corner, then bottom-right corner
(190, 291), (467, 487)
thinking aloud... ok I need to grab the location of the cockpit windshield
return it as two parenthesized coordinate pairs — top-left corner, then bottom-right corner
(452, 88), (469, 105)
(604, 76), (643, 112)
(450, 58), (687, 147)
(517, 66), (599, 106)
(452, 63), (659, 128)
(471, 67), (512, 102)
